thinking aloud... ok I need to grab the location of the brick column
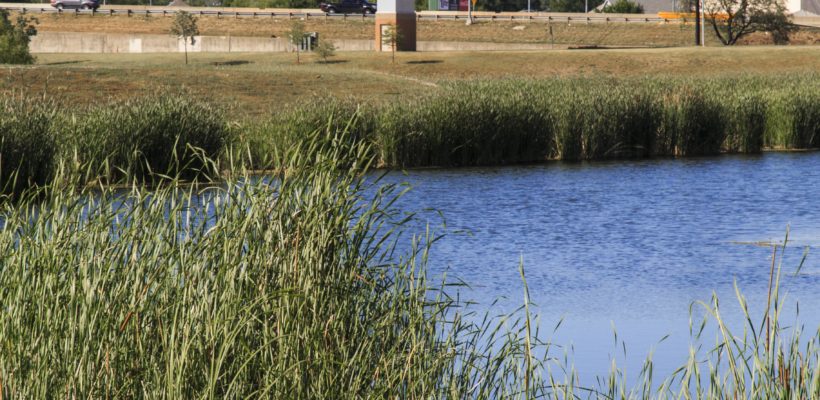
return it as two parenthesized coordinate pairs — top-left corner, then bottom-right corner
(374, 0), (416, 51)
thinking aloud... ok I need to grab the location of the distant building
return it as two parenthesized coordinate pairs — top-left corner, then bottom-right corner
(595, 0), (676, 13)
(598, 0), (819, 14)
(635, 0), (677, 13)
(788, 0), (820, 15)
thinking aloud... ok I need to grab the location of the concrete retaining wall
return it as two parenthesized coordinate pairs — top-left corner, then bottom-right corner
(418, 41), (556, 51)
(31, 31), (563, 53)
(30, 32), (377, 53)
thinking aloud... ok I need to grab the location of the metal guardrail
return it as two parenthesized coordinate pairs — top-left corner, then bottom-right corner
(0, 6), (372, 18)
(0, 5), (673, 23)
(1, 4), (817, 26)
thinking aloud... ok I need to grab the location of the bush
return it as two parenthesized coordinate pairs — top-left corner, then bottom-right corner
(0, 10), (38, 65)
(314, 40), (336, 63)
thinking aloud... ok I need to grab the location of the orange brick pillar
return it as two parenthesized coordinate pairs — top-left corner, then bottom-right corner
(374, 0), (416, 51)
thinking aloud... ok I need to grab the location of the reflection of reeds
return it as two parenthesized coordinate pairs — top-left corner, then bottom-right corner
(0, 127), (817, 398)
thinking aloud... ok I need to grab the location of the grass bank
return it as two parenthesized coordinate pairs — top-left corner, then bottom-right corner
(0, 130), (817, 398)
(4, 48), (820, 116)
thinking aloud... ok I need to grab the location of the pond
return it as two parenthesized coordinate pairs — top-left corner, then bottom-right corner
(381, 152), (820, 384)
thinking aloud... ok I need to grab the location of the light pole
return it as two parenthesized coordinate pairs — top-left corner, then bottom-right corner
(700, 0), (705, 46)
(694, 0), (701, 45)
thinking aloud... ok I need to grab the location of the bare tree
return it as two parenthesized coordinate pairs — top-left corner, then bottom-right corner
(170, 11), (199, 64)
(704, 0), (795, 45)
(380, 24), (403, 65)
(287, 20), (306, 64)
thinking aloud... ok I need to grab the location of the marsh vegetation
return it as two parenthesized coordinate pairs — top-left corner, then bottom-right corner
(3, 74), (819, 192)
(1, 74), (818, 397)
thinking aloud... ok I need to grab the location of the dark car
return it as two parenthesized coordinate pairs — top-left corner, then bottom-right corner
(51, 0), (100, 10)
(319, 0), (376, 14)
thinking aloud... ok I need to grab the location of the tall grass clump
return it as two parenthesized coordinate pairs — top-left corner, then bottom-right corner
(578, 87), (662, 160)
(239, 98), (372, 170)
(722, 93), (767, 153)
(773, 92), (820, 149)
(550, 90), (585, 161)
(662, 89), (726, 157)
(67, 93), (231, 184)
(0, 127), (564, 398)
(0, 130), (430, 397)
(0, 94), (57, 197)
(377, 82), (553, 167)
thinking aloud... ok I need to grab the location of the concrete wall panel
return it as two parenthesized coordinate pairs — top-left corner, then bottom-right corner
(31, 31), (567, 53)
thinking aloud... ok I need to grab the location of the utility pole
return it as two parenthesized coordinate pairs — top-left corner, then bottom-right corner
(694, 0), (701, 45)
(700, 0), (705, 46)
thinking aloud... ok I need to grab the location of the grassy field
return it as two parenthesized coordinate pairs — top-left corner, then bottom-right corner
(14, 11), (820, 46)
(4, 47), (820, 116)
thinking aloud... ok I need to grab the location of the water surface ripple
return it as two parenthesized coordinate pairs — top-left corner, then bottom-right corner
(381, 152), (820, 382)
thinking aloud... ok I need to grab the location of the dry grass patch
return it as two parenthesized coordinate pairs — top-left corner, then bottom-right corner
(2, 47), (819, 116)
(15, 12), (820, 46)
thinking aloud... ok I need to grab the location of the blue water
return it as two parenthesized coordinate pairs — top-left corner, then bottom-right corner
(380, 152), (820, 385)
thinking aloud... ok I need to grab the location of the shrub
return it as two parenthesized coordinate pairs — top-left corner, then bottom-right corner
(314, 40), (336, 63)
(0, 10), (38, 65)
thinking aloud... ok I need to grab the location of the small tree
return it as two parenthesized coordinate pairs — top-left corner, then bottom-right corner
(600, 0), (644, 13)
(313, 40), (336, 63)
(704, 0), (795, 45)
(380, 24), (403, 65)
(170, 11), (198, 65)
(0, 10), (38, 65)
(287, 20), (306, 64)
